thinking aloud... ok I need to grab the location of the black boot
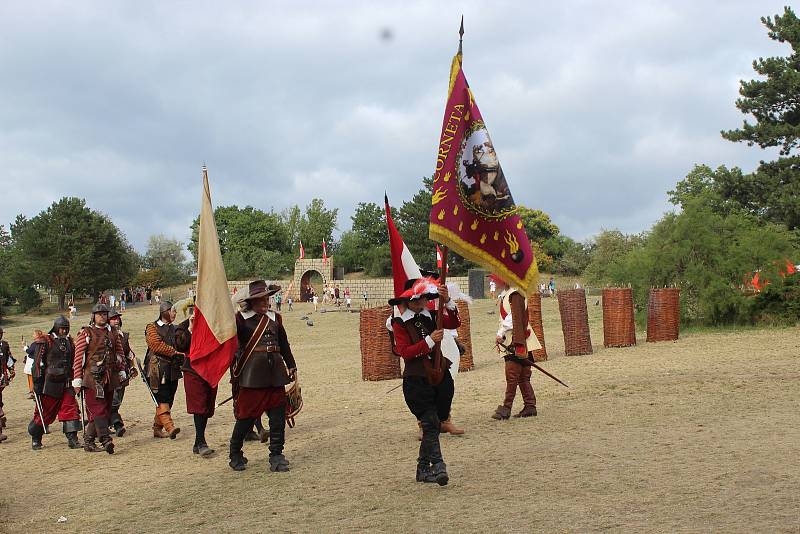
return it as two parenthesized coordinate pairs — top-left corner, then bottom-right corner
(28, 421), (44, 451)
(94, 416), (114, 454)
(64, 420), (83, 449)
(229, 418), (252, 471)
(418, 412), (447, 485)
(192, 414), (214, 457)
(267, 407), (289, 472)
(110, 407), (125, 437)
(83, 422), (102, 452)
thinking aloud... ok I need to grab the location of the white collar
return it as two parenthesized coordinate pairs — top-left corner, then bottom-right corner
(398, 308), (431, 322)
(241, 310), (275, 321)
(155, 320), (168, 327)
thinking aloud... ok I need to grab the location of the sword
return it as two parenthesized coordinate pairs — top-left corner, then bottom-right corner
(32, 391), (50, 434)
(133, 354), (158, 405)
(78, 388), (87, 440)
(496, 342), (570, 388)
(215, 395), (233, 408)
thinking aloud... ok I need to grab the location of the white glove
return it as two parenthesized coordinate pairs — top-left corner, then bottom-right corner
(71, 378), (82, 389)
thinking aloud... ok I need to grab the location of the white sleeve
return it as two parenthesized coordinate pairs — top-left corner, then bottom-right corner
(496, 314), (513, 339)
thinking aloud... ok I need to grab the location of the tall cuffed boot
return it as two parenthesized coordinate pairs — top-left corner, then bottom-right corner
(63, 420), (83, 449)
(111, 387), (125, 436)
(417, 412), (443, 483)
(192, 414), (214, 458)
(153, 410), (167, 438)
(157, 403), (180, 439)
(94, 416), (114, 454)
(229, 418), (252, 471)
(503, 361), (521, 410)
(267, 407), (289, 472)
(28, 421), (44, 450)
(83, 422), (102, 452)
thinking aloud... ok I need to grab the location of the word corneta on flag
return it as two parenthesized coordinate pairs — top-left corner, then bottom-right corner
(188, 166), (238, 388)
(428, 26), (538, 294)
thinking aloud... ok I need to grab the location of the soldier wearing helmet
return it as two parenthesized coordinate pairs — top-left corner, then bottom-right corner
(108, 310), (137, 437)
(26, 316), (82, 450)
(0, 327), (17, 443)
(144, 300), (185, 439)
(71, 303), (126, 453)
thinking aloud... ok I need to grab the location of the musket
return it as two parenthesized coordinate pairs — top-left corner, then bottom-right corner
(32, 391), (50, 434)
(133, 353), (158, 405)
(496, 342), (570, 388)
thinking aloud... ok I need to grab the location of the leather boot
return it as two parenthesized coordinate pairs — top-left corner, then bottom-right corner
(491, 405), (512, 420)
(416, 462), (431, 482)
(110, 406), (125, 437)
(440, 417), (465, 435)
(95, 416), (114, 454)
(83, 422), (102, 452)
(229, 419), (251, 471)
(153, 411), (168, 438)
(64, 420), (83, 449)
(514, 405), (537, 417)
(503, 361), (521, 411)
(28, 421), (44, 450)
(157, 403), (180, 439)
(267, 407), (289, 472)
(428, 462), (449, 486)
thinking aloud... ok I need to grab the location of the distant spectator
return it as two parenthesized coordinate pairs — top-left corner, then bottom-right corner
(489, 278), (497, 299)
(312, 293), (319, 312)
(287, 296), (293, 311)
(548, 277), (556, 297)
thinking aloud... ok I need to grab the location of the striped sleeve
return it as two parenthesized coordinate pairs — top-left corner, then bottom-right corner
(72, 331), (88, 383)
(145, 323), (178, 357)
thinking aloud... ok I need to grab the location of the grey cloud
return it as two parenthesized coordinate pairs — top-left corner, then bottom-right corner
(0, 0), (788, 251)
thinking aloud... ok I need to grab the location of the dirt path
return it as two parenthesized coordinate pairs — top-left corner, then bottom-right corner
(1, 298), (798, 533)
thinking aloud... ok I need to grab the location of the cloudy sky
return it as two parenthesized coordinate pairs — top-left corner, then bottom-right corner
(0, 1), (788, 252)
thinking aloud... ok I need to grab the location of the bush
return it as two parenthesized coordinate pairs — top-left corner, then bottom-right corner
(750, 272), (800, 324)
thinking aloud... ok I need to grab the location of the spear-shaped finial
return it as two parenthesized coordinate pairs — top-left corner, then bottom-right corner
(458, 15), (464, 55)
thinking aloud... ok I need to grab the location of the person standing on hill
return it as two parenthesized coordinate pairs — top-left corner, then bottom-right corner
(489, 274), (541, 420)
(26, 317), (82, 450)
(72, 305), (126, 453)
(108, 311), (136, 437)
(0, 327), (16, 443)
(144, 301), (184, 439)
(228, 281), (297, 472)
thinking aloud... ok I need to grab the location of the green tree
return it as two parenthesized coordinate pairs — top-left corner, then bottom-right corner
(11, 197), (138, 309)
(720, 6), (800, 229)
(143, 234), (190, 287)
(189, 205), (293, 279)
(583, 230), (645, 285)
(335, 202), (395, 275)
(518, 206), (560, 244)
(298, 199), (338, 258)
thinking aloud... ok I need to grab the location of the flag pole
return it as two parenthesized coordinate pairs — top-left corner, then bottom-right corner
(458, 15), (464, 55)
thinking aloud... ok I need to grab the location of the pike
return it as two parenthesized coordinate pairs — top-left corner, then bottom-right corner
(496, 342), (570, 388)
(32, 391), (49, 434)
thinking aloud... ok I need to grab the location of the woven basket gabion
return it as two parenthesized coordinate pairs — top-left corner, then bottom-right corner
(527, 292), (547, 361)
(557, 288), (593, 356)
(359, 305), (401, 381)
(455, 301), (474, 372)
(602, 287), (636, 347)
(646, 288), (680, 342)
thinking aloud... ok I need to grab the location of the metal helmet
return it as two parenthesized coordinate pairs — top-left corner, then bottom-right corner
(109, 309), (123, 327)
(91, 303), (110, 315)
(50, 315), (70, 334)
(159, 301), (174, 314)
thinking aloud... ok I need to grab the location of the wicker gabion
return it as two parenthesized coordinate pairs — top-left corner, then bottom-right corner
(646, 288), (680, 342)
(455, 301), (474, 372)
(360, 305), (401, 381)
(602, 287), (637, 347)
(557, 288), (593, 356)
(527, 292), (547, 361)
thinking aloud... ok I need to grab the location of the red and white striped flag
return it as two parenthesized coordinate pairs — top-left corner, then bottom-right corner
(188, 166), (238, 388)
(298, 240), (305, 259)
(322, 238), (328, 264)
(385, 194), (423, 298)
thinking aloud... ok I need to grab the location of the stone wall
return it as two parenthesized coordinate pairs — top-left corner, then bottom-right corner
(227, 275), (470, 307)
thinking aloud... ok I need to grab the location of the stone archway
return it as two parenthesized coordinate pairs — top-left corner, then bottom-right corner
(299, 269), (325, 302)
(291, 258), (334, 301)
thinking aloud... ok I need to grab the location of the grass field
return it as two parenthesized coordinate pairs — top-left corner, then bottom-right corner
(1, 296), (798, 533)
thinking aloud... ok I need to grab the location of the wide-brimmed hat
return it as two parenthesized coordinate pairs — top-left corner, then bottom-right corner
(388, 277), (439, 306)
(244, 280), (281, 300)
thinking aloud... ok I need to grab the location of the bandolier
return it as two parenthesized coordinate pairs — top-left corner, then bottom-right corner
(72, 304), (125, 454)
(27, 316), (82, 450)
(228, 280), (297, 472)
(144, 301), (183, 439)
(0, 327), (15, 443)
(109, 311), (137, 437)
